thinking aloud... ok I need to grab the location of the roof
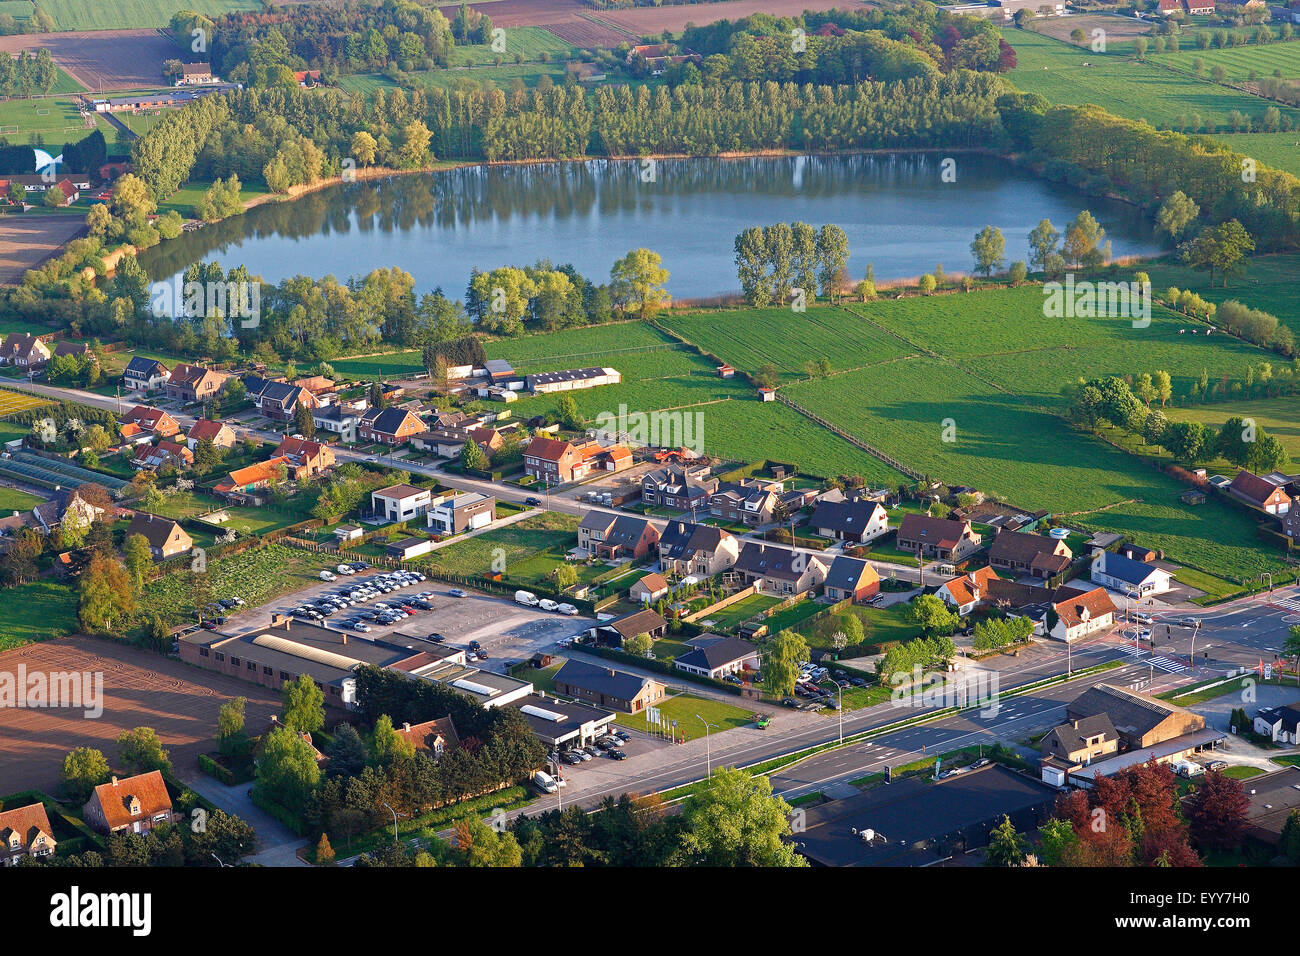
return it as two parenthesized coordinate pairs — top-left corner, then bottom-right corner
(526, 367), (618, 387)
(1229, 469), (1286, 504)
(1069, 728), (1226, 783)
(1093, 550), (1166, 587)
(810, 498), (885, 534)
(1067, 684), (1194, 741)
(188, 419), (231, 442)
(180, 62), (212, 75)
(897, 513), (972, 549)
(395, 716), (460, 754)
(125, 512), (186, 551)
(556, 659), (657, 700)
(221, 456), (290, 489)
(735, 542), (825, 581)
(258, 380), (303, 406)
(509, 695), (616, 741)
(604, 515), (655, 549)
(1256, 704), (1300, 733)
(365, 406), (420, 435)
(988, 530), (1065, 565)
(579, 510), (617, 534)
(373, 483), (428, 501)
(89, 771), (172, 830)
(1051, 586), (1116, 629)
(937, 565), (999, 606)
(275, 436), (329, 461)
(601, 608), (668, 638)
(659, 520), (730, 560)
(1239, 766), (1300, 842)
(1043, 714), (1117, 755)
(675, 636), (758, 672)
(0, 802), (54, 852)
(632, 572), (668, 593)
(524, 436), (575, 462)
(824, 555), (879, 592)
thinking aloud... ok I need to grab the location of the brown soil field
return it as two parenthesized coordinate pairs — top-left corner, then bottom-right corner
(436, 0), (595, 29)
(1032, 14), (1154, 44)
(0, 215), (87, 286)
(595, 0), (868, 37)
(545, 17), (634, 46)
(0, 635), (282, 794)
(0, 29), (176, 91)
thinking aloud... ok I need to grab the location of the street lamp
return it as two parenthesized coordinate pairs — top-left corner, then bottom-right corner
(381, 802), (402, 844)
(695, 714), (718, 777)
(210, 853), (227, 868)
(821, 678), (843, 744)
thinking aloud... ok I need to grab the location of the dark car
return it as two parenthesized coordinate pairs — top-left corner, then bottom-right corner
(524, 496), (542, 506)
(781, 697), (797, 708)
(218, 598), (238, 609)
(469, 640), (482, 650)
(607, 750), (627, 761)
(561, 751), (584, 765)
(595, 738), (615, 751)
(428, 632), (445, 642)
(850, 677), (868, 688)
(201, 620), (218, 630)
(350, 561), (370, 570)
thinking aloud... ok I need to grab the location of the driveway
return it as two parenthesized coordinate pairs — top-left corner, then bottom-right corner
(178, 771), (309, 866)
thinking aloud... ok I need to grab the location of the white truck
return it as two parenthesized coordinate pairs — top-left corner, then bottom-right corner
(515, 590), (539, 607)
(532, 770), (558, 794)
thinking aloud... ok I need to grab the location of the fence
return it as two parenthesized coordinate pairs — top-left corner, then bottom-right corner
(775, 392), (924, 480)
(683, 583), (757, 623)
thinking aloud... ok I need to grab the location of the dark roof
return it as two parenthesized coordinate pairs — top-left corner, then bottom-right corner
(1067, 684), (1192, 741)
(555, 659), (655, 700)
(605, 515), (655, 548)
(125, 512), (186, 551)
(735, 541), (822, 581)
(824, 555), (878, 592)
(1093, 550), (1165, 587)
(1043, 714), (1117, 755)
(897, 513), (972, 548)
(366, 406), (419, 435)
(810, 498), (885, 534)
(259, 380), (302, 406)
(659, 520), (729, 560)
(675, 637), (758, 672)
(600, 608), (667, 639)
(988, 530), (1062, 564)
(124, 356), (166, 376)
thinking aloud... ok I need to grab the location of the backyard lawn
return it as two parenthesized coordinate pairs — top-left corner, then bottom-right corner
(693, 593), (782, 632)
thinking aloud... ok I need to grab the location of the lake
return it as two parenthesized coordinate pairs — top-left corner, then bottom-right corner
(140, 153), (1161, 300)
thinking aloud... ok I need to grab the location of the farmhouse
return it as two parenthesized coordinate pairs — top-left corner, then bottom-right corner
(1048, 586), (1116, 642)
(0, 802), (56, 865)
(84, 771), (175, 836)
(735, 542), (829, 595)
(987, 530), (1071, 580)
(822, 555), (880, 603)
(1089, 549), (1172, 597)
(674, 635), (760, 679)
(525, 367), (621, 393)
(126, 512), (193, 559)
(577, 512), (659, 560)
(658, 520), (739, 576)
(371, 483), (433, 522)
(896, 514), (982, 562)
(810, 496), (889, 543)
(123, 357), (169, 391)
(553, 659), (665, 713)
(935, 566), (1000, 615)
(426, 492), (496, 535)
(1227, 470), (1294, 514)
(176, 62), (217, 85)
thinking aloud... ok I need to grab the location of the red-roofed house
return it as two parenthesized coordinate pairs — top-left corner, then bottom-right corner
(215, 456), (292, 504)
(935, 565), (1000, 615)
(274, 436), (335, 477)
(83, 771), (176, 835)
(0, 802), (57, 864)
(523, 437), (631, 484)
(187, 418), (237, 450)
(1228, 470), (1292, 515)
(1050, 586), (1116, 642)
(120, 405), (180, 438)
(896, 513), (982, 562)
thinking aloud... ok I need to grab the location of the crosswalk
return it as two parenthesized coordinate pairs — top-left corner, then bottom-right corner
(1273, 598), (1300, 614)
(1147, 655), (1187, 674)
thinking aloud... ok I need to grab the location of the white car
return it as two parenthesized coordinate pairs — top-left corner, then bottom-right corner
(557, 603), (578, 616)
(336, 564), (355, 575)
(539, 599), (560, 612)
(319, 570), (336, 582)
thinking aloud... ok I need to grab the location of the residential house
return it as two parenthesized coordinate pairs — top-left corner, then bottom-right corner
(710, 478), (783, 527)
(935, 566), (1000, 615)
(123, 356), (170, 392)
(822, 555), (880, 603)
(0, 333), (50, 368)
(657, 521), (739, 577)
(896, 514), (982, 562)
(187, 418), (237, 451)
(1228, 470), (1293, 515)
(553, 659), (666, 713)
(1184, 0), (1214, 11)
(1253, 704), (1300, 744)
(1048, 586), (1116, 642)
(1156, 0), (1182, 12)
(274, 436), (335, 478)
(52, 340), (96, 364)
(255, 381), (318, 423)
(577, 512), (660, 560)
(120, 405), (180, 439)
(1067, 684), (1205, 750)
(176, 62), (215, 85)
(642, 464), (718, 511)
(988, 530), (1072, 580)
(810, 496), (889, 543)
(1090, 549), (1172, 597)
(735, 541), (829, 595)
(132, 439), (194, 472)
(312, 404), (366, 443)
(164, 363), (231, 404)
(126, 511), (193, 559)
(0, 802), (56, 865)
(292, 375), (335, 398)
(214, 457), (292, 504)
(524, 437), (632, 484)
(589, 608), (669, 647)
(394, 717), (460, 757)
(358, 407), (424, 446)
(371, 483), (432, 522)
(83, 771), (176, 835)
(426, 492), (496, 535)
(629, 572), (670, 604)
(674, 635), (760, 680)
(1038, 714), (1120, 787)
(31, 487), (110, 536)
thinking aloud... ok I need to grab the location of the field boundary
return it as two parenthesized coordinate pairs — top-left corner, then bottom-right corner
(775, 392), (924, 480)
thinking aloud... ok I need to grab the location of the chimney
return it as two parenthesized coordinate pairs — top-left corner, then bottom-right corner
(110, 776), (118, 787)
(403, 722), (411, 732)
(340, 633), (346, 644)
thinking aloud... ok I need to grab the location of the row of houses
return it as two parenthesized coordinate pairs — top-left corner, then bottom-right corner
(0, 334), (96, 370)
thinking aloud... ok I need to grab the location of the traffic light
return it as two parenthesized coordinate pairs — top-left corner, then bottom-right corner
(884, 765), (891, 784)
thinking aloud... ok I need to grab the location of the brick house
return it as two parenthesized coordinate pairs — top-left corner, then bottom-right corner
(0, 802), (57, 865)
(657, 521), (739, 576)
(120, 405), (181, 439)
(187, 418), (238, 451)
(1228, 470), (1294, 515)
(554, 659), (666, 713)
(358, 407), (424, 446)
(735, 542), (829, 595)
(822, 555), (880, 602)
(810, 496), (889, 543)
(83, 771), (176, 835)
(577, 512), (660, 559)
(126, 511), (193, 559)
(988, 529), (1072, 579)
(935, 566), (1000, 615)
(274, 436), (336, 477)
(165, 363), (231, 404)
(896, 513), (982, 562)
(642, 464), (718, 511)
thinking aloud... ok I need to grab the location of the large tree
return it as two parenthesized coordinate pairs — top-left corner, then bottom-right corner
(609, 248), (670, 320)
(970, 224), (1005, 277)
(673, 767), (807, 867)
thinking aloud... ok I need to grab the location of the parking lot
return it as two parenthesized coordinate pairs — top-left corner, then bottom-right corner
(203, 564), (592, 675)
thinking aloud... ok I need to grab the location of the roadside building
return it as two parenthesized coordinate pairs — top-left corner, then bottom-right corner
(553, 659), (666, 713)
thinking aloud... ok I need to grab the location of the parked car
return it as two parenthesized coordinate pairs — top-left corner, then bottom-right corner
(556, 603), (578, 615)
(574, 749), (593, 762)
(524, 496), (541, 506)
(319, 570), (336, 582)
(595, 738), (615, 751)
(610, 730), (630, 744)
(539, 599), (560, 612)
(1206, 759), (1228, 772)
(561, 751), (583, 765)
(781, 697), (797, 708)
(449, 588), (468, 598)
(336, 564), (355, 575)
(428, 632), (445, 642)
(607, 750), (627, 761)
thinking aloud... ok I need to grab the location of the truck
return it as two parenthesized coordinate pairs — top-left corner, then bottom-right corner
(515, 590), (539, 607)
(532, 770), (558, 794)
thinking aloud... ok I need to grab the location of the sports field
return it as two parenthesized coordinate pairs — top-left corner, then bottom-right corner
(42, 0), (260, 32)
(0, 93), (99, 140)
(1003, 29), (1300, 132)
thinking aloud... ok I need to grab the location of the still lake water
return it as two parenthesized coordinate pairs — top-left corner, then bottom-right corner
(141, 154), (1160, 298)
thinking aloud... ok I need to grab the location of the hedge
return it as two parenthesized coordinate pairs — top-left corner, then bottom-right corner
(249, 786), (309, 836)
(198, 753), (235, 786)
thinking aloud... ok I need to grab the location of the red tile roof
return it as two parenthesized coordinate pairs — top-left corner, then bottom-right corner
(88, 771), (172, 831)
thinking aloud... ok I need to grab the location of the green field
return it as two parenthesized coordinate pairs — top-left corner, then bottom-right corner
(414, 511), (579, 579)
(612, 690), (755, 740)
(42, 0), (260, 31)
(448, 27), (574, 67)
(1149, 41), (1300, 83)
(1145, 253), (1300, 335)
(0, 580), (80, 651)
(1165, 395), (1300, 458)
(0, 92), (101, 142)
(1003, 29), (1300, 132)
(1206, 132), (1300, 178)
(157, 178), (273, 217)
(0, 1), (32, 19)
(0, 484), (44, 511)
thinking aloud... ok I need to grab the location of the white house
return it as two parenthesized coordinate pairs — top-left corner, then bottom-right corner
(934, 566), (999, 616)
(1049, 587), (1117, 642)
(1090, 550), (1172, 598)
(370, 483), (432, 522)
(673, 636), (760, 680)
(1253, 705), (1300, 744)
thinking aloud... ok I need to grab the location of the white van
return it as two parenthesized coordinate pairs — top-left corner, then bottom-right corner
(539, 599), (559, 612)
(515, 590), (539, 607)
(319, 570), (336, 582)
(533, 770), (558, 794)
(1173, 760), (1204, 778)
